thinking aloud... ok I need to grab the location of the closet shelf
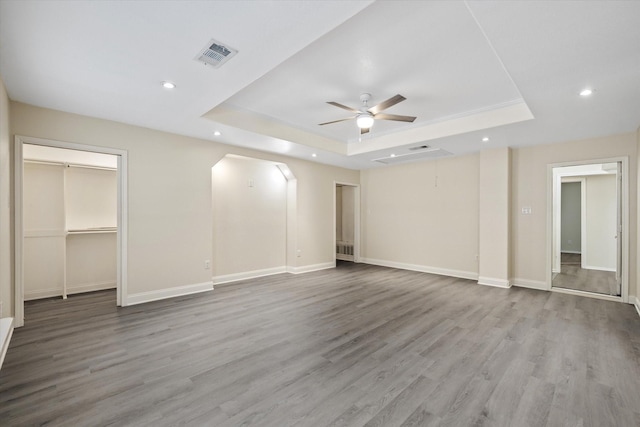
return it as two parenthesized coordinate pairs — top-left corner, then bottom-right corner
(66, 227), (117, 235)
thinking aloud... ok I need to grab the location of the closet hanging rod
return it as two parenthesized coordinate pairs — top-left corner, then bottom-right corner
(24, 159), (116, 171)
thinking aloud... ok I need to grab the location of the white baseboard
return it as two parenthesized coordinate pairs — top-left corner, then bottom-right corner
(360, 258), (478, 281)
(126, 281), (214, 306)
(25, 281), (117, 301)
(24, 289), (63, 301)
(633, 296), (640, 318)
(582, 264), (616, 272)
(336, 254), (354, 261)
(68, 281), (116, 295)
(288, 262), (335, 274)
(551, 287), (622, 303)
(478, 277), (511, 288)
(0, 317), (14, 371)
(512, 278), (548, 291)
(213, 266), (287, 285)
(561, 250), (582, 254)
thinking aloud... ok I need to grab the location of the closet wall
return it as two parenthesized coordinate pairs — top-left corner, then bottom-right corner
(23, 153), (117, 300)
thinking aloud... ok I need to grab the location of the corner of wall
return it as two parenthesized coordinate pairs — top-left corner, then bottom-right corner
(0, 75), (14, 320)
(0, 317), (14, 371)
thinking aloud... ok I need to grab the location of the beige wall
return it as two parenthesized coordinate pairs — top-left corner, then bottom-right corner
(0, 78), (11, 317)
(478, 147), (511, 285)
(10, 101), (359, 307)
(361, 133), (637, 299)
(361, 154), (480, 278)
(65, 167), (117, 230)
(4, 98), (638, 313)
(293, 160), (359, 265)
(512, 132), (637, 297)
(212, 155), (287, 276)
(23, 163), (65, 297)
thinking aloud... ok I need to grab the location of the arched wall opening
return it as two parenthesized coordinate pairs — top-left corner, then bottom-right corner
(211, 154), (297, 284)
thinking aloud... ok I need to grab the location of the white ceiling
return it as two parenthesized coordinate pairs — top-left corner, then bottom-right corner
(1, 1), (639, 170)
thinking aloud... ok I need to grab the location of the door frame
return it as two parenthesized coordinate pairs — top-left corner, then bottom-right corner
(333, 181), (360, 265)
(14, 135), (128, 327)
(546, 156), (628, 303)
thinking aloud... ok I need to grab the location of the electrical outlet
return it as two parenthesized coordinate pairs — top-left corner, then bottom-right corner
(204, 260), (211, 270)
(297, 249), (302, 258)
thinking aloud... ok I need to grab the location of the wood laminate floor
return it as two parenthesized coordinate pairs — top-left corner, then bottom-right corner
(1, 262), (640, 426)
(552, 253), (618, 295)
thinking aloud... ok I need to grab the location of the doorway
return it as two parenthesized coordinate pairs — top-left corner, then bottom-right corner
(334, 182), (360, 264)
(549, 159), (626, 300)
(211, 154), (297, 282)
(14, 136), (128, 327)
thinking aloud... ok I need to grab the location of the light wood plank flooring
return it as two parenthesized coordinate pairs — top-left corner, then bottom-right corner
(1, 262), (639, 426)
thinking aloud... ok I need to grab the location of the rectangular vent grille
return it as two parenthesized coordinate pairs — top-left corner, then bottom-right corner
(373, 148), (452, 165)
(195, 39), (238, 68)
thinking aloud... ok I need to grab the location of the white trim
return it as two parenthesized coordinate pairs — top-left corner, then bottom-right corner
(547, 157), (629, 302)
(633, 297), (640, 318)
(580, 177), (587, 269)
(127, 281), (213, 306)
(582, 265), (616, 272)
(561, 250), (582, 255)
(287, 262), (335, 275)
(336, 253), (354, 261)
(360, 257), (477, 281)
(24, 289), (64, 301)
(213, 266), (287, 285)
(14, 139), (24, 326)
(512, 278), (548, 291)
(24, 281), (117, 301)
(0, 317), (14, 371)
(478, 277), (511, 288)
(68, 281), (116, 294)
(551, 286), (623, 303)
(14, 135), (128, 327)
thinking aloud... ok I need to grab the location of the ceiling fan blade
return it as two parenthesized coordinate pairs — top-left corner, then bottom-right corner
(374, 113), (416, 123)
(318, 116), (356, 126)
(360, 127), (370, 135)
(368, 94), (406, 114)
(327, 101), (360, 114)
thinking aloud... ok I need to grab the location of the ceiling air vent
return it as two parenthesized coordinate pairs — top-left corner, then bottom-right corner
(409, 145), (430, 151)
(194, 39), (238, 68)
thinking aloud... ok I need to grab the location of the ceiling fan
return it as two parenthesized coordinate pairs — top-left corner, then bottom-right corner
(319, 93), (416, 134)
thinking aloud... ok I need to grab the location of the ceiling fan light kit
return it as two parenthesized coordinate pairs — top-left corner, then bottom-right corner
(319, 93), (416, 135)
(356, 112), (374, 129)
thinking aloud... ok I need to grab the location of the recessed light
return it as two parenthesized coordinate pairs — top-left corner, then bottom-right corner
(312, 153), (317, 158)
(390, 154), (396, 158)
(213, 131), (221, 136)
(162, 81), (176, 89)
(579, 88), (593, 97)
(482, 137), (489, 142)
